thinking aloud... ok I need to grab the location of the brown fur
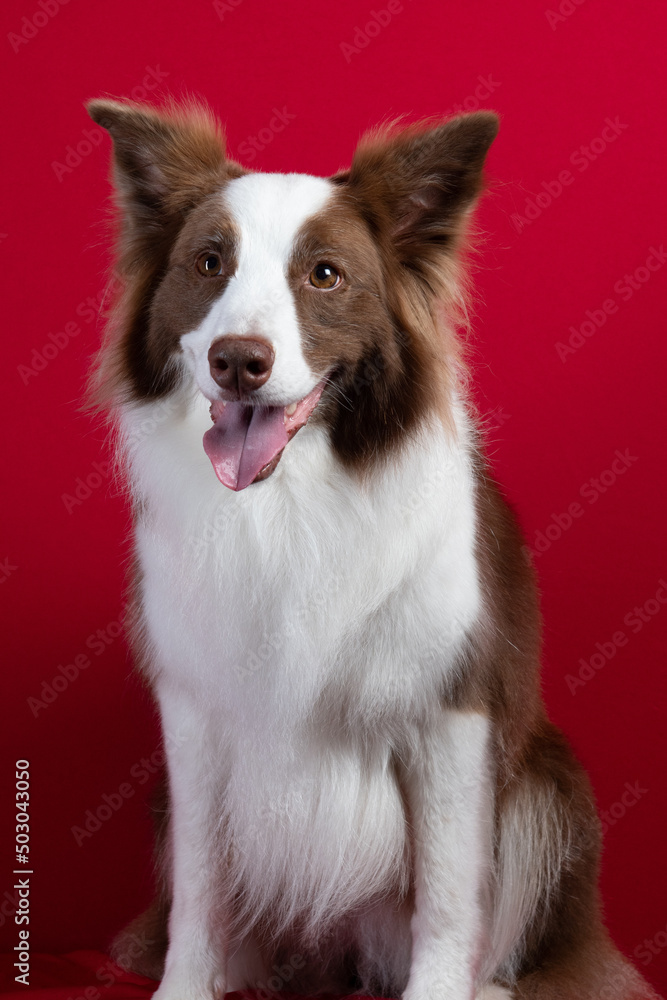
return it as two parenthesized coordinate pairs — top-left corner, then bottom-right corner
(86, 98), (245, 405)
(110, 778), (170, 980)
(321, 115), (499, 470)
(459, 455), (659, 997)
(290, 197), (446, 474)
(513, 930), (662, 1000)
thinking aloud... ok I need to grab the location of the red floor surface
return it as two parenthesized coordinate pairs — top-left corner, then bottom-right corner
(0, 951), (156, 1000)
(0, 951), (366, 1000)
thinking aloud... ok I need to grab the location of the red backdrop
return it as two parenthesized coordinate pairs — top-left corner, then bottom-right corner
(1, 0), (666, 994)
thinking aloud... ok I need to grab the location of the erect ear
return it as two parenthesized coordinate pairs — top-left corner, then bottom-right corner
(86, 98), (240, 229)
(338, 112), (499, 267)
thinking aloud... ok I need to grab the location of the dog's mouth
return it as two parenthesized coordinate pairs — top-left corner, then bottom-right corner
(203, 379), (327, 491)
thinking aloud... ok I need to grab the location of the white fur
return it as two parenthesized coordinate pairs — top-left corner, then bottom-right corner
(485, 772), (572, 984)
(403, 712), (494, 1000)
(180, 173), (334, 406)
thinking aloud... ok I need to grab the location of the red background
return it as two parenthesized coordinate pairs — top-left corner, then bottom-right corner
(1, 0), (666, 994)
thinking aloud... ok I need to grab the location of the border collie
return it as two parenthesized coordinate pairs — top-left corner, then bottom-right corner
(86, 98), (659, 1000)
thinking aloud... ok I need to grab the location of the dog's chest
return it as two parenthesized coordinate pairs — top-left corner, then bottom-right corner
(219, 716), (411, 932)
(126, 402), (483, 927)
(131, 409), (483, 726)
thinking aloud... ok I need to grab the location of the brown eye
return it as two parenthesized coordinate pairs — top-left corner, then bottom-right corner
(309, 263), (340, 289)
(196, 252), (223, 277)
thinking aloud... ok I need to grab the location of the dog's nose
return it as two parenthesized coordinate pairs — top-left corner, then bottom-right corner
(208, 336), (275, 394)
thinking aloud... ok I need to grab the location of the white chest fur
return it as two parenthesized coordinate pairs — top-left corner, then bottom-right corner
(120, 391), (483, 938)
(124, 393), (481, 712)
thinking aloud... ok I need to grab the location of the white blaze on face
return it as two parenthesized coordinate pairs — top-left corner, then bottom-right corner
(180, 172), (335, 405)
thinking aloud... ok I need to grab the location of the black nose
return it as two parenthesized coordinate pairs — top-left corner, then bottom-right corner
(208, 336), (275, 395)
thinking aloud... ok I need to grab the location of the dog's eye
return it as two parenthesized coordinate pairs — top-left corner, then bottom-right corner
(196, 252), (223, 277)
(309, 263), (341, 289)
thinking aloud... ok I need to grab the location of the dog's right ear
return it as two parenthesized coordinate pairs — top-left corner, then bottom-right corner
(86, 99), (241, 230)
(337, 113), (498, 276)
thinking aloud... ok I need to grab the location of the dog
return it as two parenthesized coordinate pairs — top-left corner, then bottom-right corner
(86, 98), (660, 1000)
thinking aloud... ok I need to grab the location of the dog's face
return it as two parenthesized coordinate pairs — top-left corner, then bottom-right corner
(167, 172), (391, 490)
(88, 100), (497, 490)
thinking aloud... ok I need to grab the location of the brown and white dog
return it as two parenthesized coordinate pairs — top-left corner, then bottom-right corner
(86, 98), (659, 1000)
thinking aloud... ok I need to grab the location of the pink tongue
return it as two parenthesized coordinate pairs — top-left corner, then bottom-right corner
(203, 403), (288, 491)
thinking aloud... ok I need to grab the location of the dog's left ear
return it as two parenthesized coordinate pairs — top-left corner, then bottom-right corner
(337, 112), (499, 267)
(86, 98), (239, 230)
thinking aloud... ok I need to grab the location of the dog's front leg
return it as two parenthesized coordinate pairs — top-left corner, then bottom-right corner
(152, 682), (228, 1000)
(402, 710), (495, 1000)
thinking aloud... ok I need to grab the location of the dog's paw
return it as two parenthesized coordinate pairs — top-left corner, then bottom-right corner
(151, 989), (209, 1000)
(476, 986), (513, 1000)
(151, 975), (225, 1000)
(151, 989), (218, 1000)
(403, 974), (513, 1000)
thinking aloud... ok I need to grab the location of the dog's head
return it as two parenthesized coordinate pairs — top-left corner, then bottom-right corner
(88, 99), (497, 491)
